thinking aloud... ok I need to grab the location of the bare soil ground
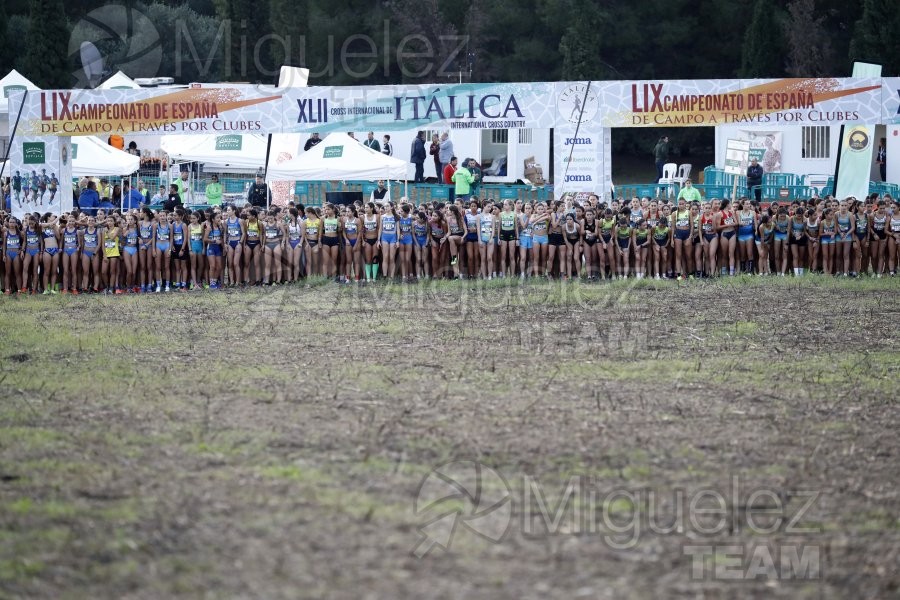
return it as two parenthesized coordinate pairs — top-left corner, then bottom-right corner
(1, 276), (898, 599)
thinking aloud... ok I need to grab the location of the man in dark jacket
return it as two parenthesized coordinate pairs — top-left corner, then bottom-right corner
(163, 184), (183, 211)
(746, 157), (764, 201)
(410, 131), (426, 183)
(247, 174), (269, 208)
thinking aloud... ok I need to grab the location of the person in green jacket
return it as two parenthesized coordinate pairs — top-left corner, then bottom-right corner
(452, 161), (478, 202)
(676, 178), (701, 206)
(205, 175), (223, 206)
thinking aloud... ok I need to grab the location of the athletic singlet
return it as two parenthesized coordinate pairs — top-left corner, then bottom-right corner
(42, 227), (56, 243)
(156, 222), (170, 241)
(226, 217), (242, 241)
(380, 215), (396, 233)
(856, 213), (868, 236)
(305, 218), (320, 239)
(653, 226), (669, 242)
(189, 224), (203, 243)
(414, 221), (428, 238)
(448, 216), (464, 236)
(5, 232), (21, 249)
(323, 217), (339, 236)
(265, 223), (282, 241)
(701, 214), (715, 234)
(791, 218), (806, 237)
(532, 217), (549, 236)
(600, 218), (615, 237)
(344, 219), (358, 235)
(139, 222), (153, 241)
(806, 218), (819, 238)
(479, 214), (494, 237)
(837, 213), (852, 234)
(738, 211), (754, 230)
(872, 215), (887, 234)
(890, 216), (900, 233)
(24, 228), (40, 250)
(775, 216), (789, 234)
(674, 210), (691, 230)
(246, 221), (260, 241)
(208, 226), (223, 245)
(500, 212), (516, 231)
(63, 227), (78, 250)
(720, 210), (736, 228)
(519, 214), (533, 238)
(629, 208), (643, 226)
(172, 223), (185, 246)
(398, 217), (413, 237)
(363, 215), (378, 234)
(583, 219), (597, 240)
(646, 215), (659, 229)
(464, 213), (479, 232)
(83, 228), (99, 250)
(430, 219), (445, 238)
(287, 223), (301, 241)
(124, 228), (138, 247)
(635, 227), (649, 243)
(564, 222), (579, 242)
(821, 219), (836, 237)
(104, 229), (120, 257)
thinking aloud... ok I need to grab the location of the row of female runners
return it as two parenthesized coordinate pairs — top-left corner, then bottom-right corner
(2, 195), (899, 293)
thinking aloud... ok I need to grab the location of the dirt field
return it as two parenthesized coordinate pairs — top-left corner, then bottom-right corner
(1, 276), (898, 599)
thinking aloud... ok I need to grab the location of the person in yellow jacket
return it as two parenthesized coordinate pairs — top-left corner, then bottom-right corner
(451, 159), (478, 203)
(205, 175), (223, 205)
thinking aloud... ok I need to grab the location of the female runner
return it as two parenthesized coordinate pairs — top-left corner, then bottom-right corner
(736, 198), (757, 274)
(632, 219), (650, 279)
(102, 215), (121, 294)
(243, 209), (263, 285)
(262, 210), (285, 285)
(888, 202), (900, 276)
(22, 214), (42, 293)
(562, 212), (581, 280)
(397, 204), (414, 282)
(303, 207), (321, 278)
(463, 200), (480, 279)
(154, 211), (171, 292)
(853, 201), (870, 276)
(498, 200), (517, 278)
(671, 201), (693, 278)
(818, 208), (837, 276)
(755, 215), (774, 276)
(547, 202), (564, 278)
(188, 211), (205, 289)
(82, 216), (103, 293)
(651, 215), (670, 279)
(805, 208), (821, 274)
(614, 215), (632, 279)
(517, 202), (534, 280)
(716, 199), (738, 276)
(138, 208), (155, 292)
(413, 210), (430, 280)
(60, 215), (80, 294)
(204, 211), (224, 289)
(429, 205), (447, 279)
(285, 208), (303, 283)
(122, 214), (139, 292)
(599, 208), (616, 280)
(362, 203), (379, 282)
(343, 205), (363, 282)
(40, 214), (60, 294)
(582, 207), (599, 280)
(224, 205), (244, 287)
(378, 203), (399, 281)
(870, 201), (888, 277)
(789, 206), (808, 276)
(835, 201), (855, 277)
(530, 203), (550, 278)
(479, 202), (497, 279)
(170, 209), (189, 290)
(2, 217), (23, 294)
(320, 204), (342, 281)
(772, 207), (790, 276)
(444, 204), (466, 277)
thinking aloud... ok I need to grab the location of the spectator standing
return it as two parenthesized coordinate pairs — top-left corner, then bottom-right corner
(676, 179), (701, 206)
(381, 135), (393, 157)
(79, 180), (100, 216)
(451, 158), (477, 203)
(164, 184), (183, 211)
(410, 131), (426, 183)
(653, 136), (669, 181)
(746, 158), (764, 202)
(151, 185), (166, 206)
(247, 173), (269, 208)
(370, 180), (390, 204)
(205, 174), (223, 206)
(429, 134), (441, 180)
(363, 132), (381, 153)
(443, 157), (458, 203)
(122, 180), (144, 210)
(877, 138), (886, 182)
(174, 171), (191, 204)
(304, 133), (321, 151)
(438, 133), (454, 182)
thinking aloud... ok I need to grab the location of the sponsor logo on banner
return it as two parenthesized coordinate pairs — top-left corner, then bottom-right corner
(23, 142), (45, 164)
(847, 128), (869, 151)
(557, 83), (599, 124)
(323, 146), (343, 158)
(564, 174), (593, 183)
(215, 135), (242, 151)
(564, 136), (593, 146)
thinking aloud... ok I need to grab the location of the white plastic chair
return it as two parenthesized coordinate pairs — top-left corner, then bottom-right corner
(672, 163), (692, 187)
(657, 162), (678, 198)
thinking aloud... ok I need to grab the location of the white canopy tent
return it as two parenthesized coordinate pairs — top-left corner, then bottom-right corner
(160, 134), (269, 171)
(0, 69), (40, 114)
(72, 136), (141, 176)
(98, 70), (140, 90)
(266, 132), (408, 183)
